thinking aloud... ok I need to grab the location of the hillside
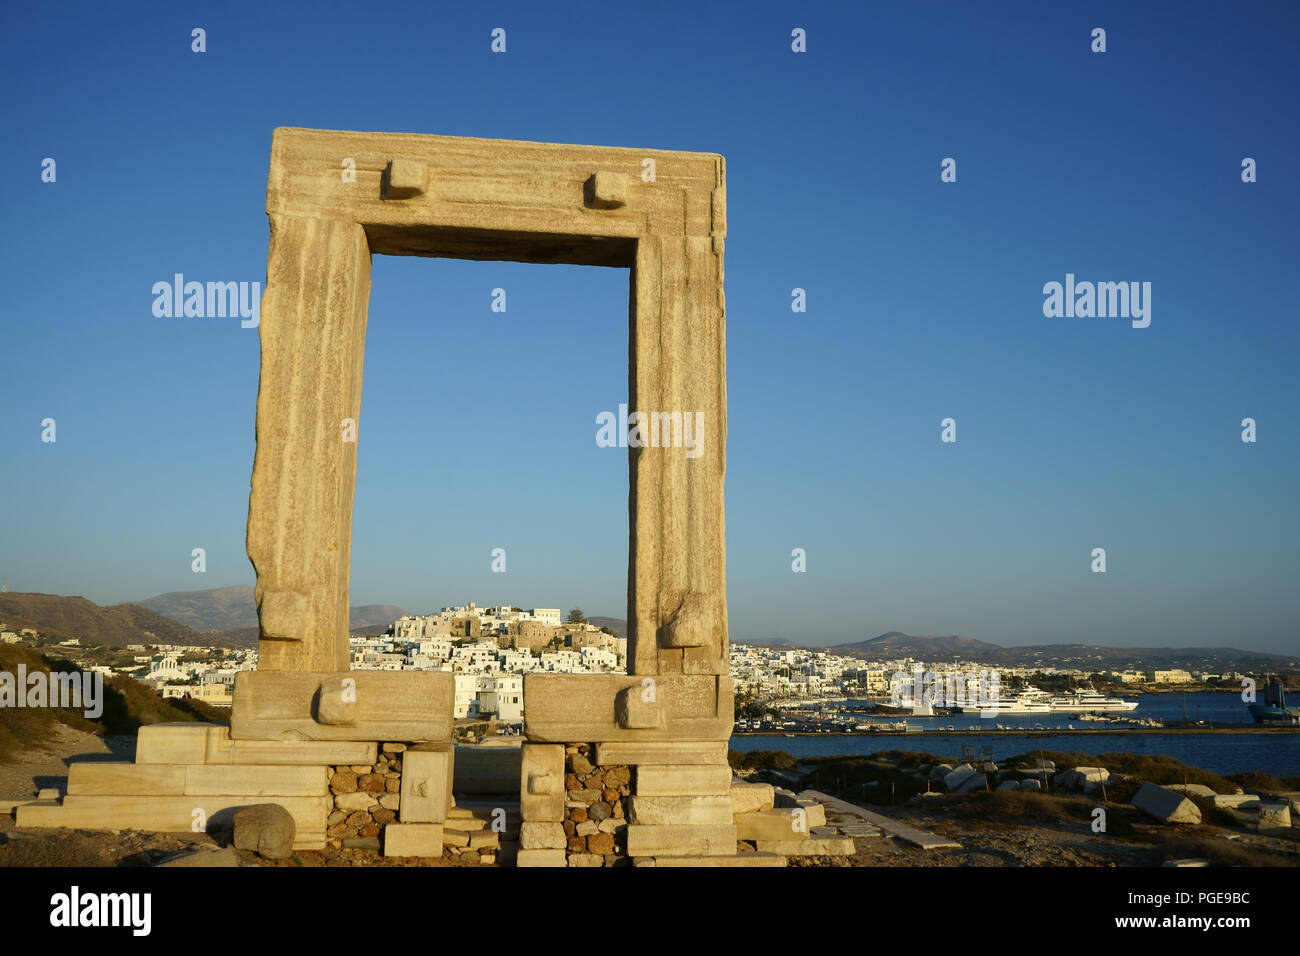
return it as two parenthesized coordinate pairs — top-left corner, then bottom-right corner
(0, 593), (211, 648)
(137, 585), (408, 634)
(834, 632), (1298, 671)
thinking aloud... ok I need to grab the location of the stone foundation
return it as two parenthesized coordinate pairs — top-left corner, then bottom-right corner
(326, 743), (406, 846)
(561, 743), (630, 865)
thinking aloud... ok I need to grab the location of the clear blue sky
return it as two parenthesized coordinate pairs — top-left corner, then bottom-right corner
(2, 1), (1297, 653)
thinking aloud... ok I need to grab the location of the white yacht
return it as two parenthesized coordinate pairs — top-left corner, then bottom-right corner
(1047, 688), (1139, 713)
(958, 687), (1053, 715)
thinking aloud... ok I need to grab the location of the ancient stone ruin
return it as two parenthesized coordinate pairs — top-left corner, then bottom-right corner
(15, 129), (836, 865)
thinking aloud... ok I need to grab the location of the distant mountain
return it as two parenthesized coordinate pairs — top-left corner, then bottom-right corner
(137, 585), (258, 630)
(137, 585), (408, 634)
(0, 592), (212, 647)
(588, 617), (626, 638)
(350, 605), (409, 630)
(837, 632), (1005, 659)
(835, 632), (1297, 671)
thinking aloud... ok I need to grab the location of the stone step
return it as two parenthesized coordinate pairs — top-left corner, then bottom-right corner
(626, 824), (737, 856)
(136, 722), (378, 766)
(754, 836), (855, 857)
(16, 793), (330, 841)
(649, 852), (787, 867)
(68, 762), (329, 797)
(734, 809), (811, 842)
(802, 790), (958, 850)
(636, 765), (732, 796)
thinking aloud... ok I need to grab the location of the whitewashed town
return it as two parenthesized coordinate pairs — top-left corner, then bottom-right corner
(5, 604), (1241, 729)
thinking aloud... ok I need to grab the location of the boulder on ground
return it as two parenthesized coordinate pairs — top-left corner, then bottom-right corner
(1132, 783), (1201, 825)
(957, 773), (988, 794)
(944, 766), (977, 791)
(1213, 793), (1259, 810)
(232, 803), (296, 860)
(731, 781), (775, 815)
(1258, 802), (1292, 832)
(929, 763), (954, 780)
(1019, 779), (1042, 792)
(1165, 783), (1215, 799)
(1076, 767), (1110, 792)
(997, 780), (1019, 791)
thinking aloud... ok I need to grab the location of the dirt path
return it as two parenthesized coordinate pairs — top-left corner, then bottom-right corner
(0, 727), (135, 798)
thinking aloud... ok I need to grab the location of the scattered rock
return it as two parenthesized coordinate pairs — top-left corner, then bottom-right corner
(1133, 783), (1201, 825)
(232, 803), (296, 860)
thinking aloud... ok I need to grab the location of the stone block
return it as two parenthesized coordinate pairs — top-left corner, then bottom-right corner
(516, 848), (567, 868)
(595, 742), (728, 766)
(314, 677), (358, 725)
(615, 684), (663, 729)
(1258, 802), (1292, 832)
(519, 821), (566, 850)
(1165, 783), (1216, 798)
(334, 792), (378, 812)
(1133, 783), (1202, 824)
(385, 158), (428, 199)
(400, 744), (454, 823)
(383, 823), (444, 857)
(586, 171), (628, 209)
(652, 852), (786, 867)
(731, 781), (775, 815)
(756, 836), (856, 857)
(185, 765), (329, 797)
(734, 809), (810, 842)
(523, 674), (733, 743)
(229, 739), (377, 766)
(520, 743), (564, 822)
(793, 795), (827, 828)
(568, 853), (605, 867)
(944, 766), (978, 791)
(230, 671), (454, 742)
(18, 794), (330, 845)
(1213, 793), (1259, 809)
(67, 763), (187, 796)
(625, 824), (737, 857)
(628, 795), (733, 826)
(637, 764), (733, 796)
(134, 723), (226, 764)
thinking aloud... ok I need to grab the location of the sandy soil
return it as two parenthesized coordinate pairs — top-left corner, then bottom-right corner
(0, 726), (135, 799)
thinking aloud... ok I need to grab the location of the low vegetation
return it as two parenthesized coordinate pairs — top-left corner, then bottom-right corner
(0, 644), (225, 761)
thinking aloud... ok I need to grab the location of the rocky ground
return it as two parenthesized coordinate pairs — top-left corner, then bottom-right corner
(3, 732), (1297, 868)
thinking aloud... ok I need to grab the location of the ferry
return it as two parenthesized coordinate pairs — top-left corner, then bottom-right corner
(1247, 679), (1300, 726)
(1046, 688), (1139, 713)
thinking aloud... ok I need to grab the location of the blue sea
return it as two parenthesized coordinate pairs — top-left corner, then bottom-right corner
(731, 693), (1300, 777)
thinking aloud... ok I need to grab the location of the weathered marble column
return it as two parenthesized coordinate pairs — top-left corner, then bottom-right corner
(246, 214), (371, 672)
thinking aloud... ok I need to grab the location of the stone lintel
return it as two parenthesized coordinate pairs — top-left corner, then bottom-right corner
(230, 671), (454, 742)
